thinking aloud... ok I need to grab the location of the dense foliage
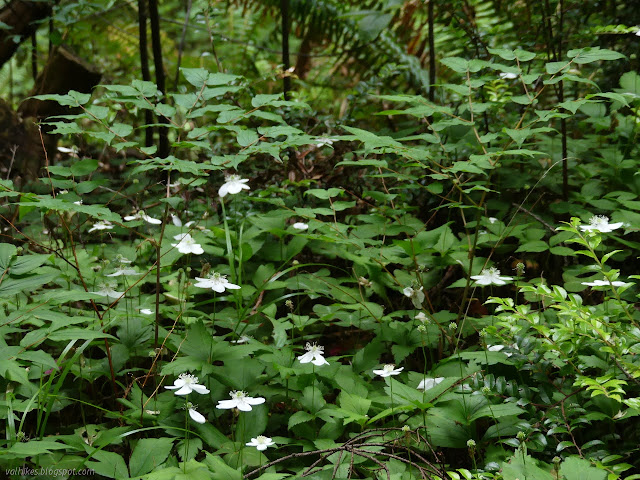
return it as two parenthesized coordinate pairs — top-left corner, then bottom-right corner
(1, 1), (640, 479)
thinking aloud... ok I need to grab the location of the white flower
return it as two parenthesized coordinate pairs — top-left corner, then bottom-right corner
(488, 217), (498, 224)
(88, 221), (113, 233)
(145, 409), (160, 415)
(171, 233), (204, 255)
(219, 174), (250, 197)
(106, 266), (139, 277)
(579, 215), (624, 233)
(292, 222), (309, 230)
(140, 308), (154, 315)
(187, 404), (206, 424)
(636, 29), (640, 37)
(581, 279), (631, 287)
(499, 72), (518, 80)
(216, 390), (265, 412)
(74, 200), (83, 205)
(231, 335), (252, 344)
(298, 342), (329, 366)
(124, 211), (162, 225)
(487, 344), (513, 357)
(471, 267), (513, 286)
(373, 364), (404, 377)
(194, 272), (241, 293)
(165, 373), (210, 396)
(315, 137), (336, 147)
(58, 146), (78, 155)
(246, 435), (275, 451)
(417, 377), (445, 390)
(415, 312), (428, 324)
(93, 282), (124, 300)
(403, 286), (425, 309)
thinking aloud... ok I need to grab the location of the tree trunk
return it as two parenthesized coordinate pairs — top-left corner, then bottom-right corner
(0, 0), (52, 67)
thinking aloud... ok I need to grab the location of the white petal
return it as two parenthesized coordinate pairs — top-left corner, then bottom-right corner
(236, 401), (253, 412)
(190, 384), (210, 395)
(173, 385), (193, 395)
(219, 184), (229, 197)
(298, 352), (315, 364)
(312, 356), (329, 366)
(189, 409), (206, 424)
(216, 400), (237, 409)
(245, 397), (265, 405)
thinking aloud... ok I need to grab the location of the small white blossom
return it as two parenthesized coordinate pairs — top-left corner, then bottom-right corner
(471, 267), (513, 286)
(57, 146), (78, 155)
(165, 373), (210, 396)
(124, 211), (162, 225)
(140, 308), (154, 315)
(315, 137), (336, 147)
(579, 215), (624, 233)
(145, 409), (160, 415)
(88, 221), (113, 233)
(415, 312), (428, 324)
(219, 174), (250, 197)
(194, 272), (241, 293)
(373, 364), (404, 378)
(417, 377), (445, 390)
(106, 266), (139, 277)
(231, 335), (252, 344)
(403, 286), (425, 309)
(636, 29), (640, 37)
(581, 279), (631, 288)
(298, 342), (329, 366)
(246, 435), (275, 451)
(93, 282), (124, 300)
(488, 217), (498, 224)
(487, 344), (513, 357)
(171, 233), (204, 255)
(74, 200), (83, 205)
(293, 222), (309, 230)
(499, 72), (518, 80)
(216, 391), (265, 412)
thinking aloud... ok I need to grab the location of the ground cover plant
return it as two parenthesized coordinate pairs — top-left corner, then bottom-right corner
(1, 1), (640, 479)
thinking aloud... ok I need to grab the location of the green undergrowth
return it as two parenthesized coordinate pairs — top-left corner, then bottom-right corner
(1, 47), (640, 479)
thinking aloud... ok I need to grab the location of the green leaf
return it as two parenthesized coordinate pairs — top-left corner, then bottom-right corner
(560, 457), (607, 480)
(182, 67), (209, 88)
(6, 440), (68, 458)
(440, 57), (469, 73)
(71, 158), (99, 176)
(288, 410), (314, 429)
(129, 437), (174, 476)
(501, 453), (553, 480)
(0, 243), (17, 270)
(204, 453), (242, 480)
(0, 272), (59, 297)
(86, 449), (129, 479)
(568, 47), (626, 64)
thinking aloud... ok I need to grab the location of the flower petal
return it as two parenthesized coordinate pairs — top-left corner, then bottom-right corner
(216, 400), (237, 409)
(190, 384), (210, 395)
(189, 409), (206, 424)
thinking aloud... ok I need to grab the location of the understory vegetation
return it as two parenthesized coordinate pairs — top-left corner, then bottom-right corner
(1, 1), (640, 479)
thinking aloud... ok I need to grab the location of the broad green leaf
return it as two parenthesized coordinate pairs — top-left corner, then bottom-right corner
(568, 47), (626, 64)
(440, 57), (469, 73)
(0, 243), (17, 270)
(129, 437), (174, 476)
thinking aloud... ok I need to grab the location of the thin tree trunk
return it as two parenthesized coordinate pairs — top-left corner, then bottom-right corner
(148, 0), (169, 158)
(428, 0), (435, 102)
(281, 0), (291, 100)
(138, 0), (154, 149)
